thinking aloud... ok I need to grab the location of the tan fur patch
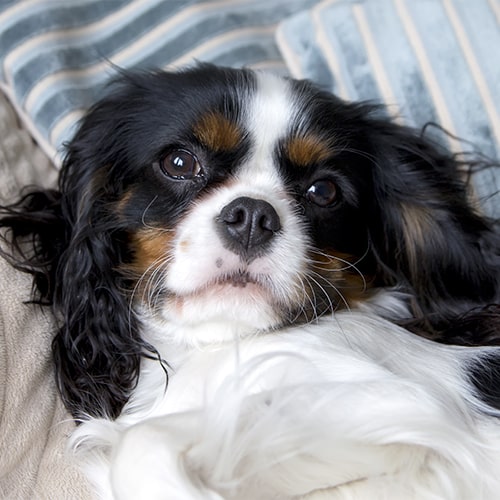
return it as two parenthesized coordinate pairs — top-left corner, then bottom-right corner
(178, 239), (190, 253)
(116, 190), (134, 217)
(129, 229), (174, 275)
(193, 112), (242, 151)
(308, 249), (373, 312)
(286, 135), (332, 167)
(400, 204), (441, 274)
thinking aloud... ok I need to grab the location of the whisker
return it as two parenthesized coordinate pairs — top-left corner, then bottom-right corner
(306, 270), (351, 314)
(290, 275), (318, 325)
(302, 275), (321, 323)
(303, 274), (335, 319)
(140, 196), (176, 233)
(309, 247), (369, 293)
(128, 252), (172, 322)
(140, 196), (157, 228)
(310, 242), (370, 268)
(144, 257), (172, 310)
(336, 146), (378, 164)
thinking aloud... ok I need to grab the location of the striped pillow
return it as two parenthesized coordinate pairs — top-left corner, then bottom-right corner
(0, 0), (316, 164)
(276, 0), (500, 216)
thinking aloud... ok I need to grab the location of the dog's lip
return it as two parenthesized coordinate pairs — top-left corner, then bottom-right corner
(178, 269), (269, 298)
(215, 270), (259, 288)
(165, 263), (275, 302)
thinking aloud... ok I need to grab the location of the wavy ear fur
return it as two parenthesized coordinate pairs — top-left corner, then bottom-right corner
(365, 118), (500, 343)
(0, 89), (156, 419)
(55, 90), (169, 419)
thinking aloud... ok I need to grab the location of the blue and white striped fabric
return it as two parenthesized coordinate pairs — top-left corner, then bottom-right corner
(278, 0), (500, 154)
(277, 0), (500, 215)
(0, 0), (499, 214)
(0, 0), (317, 163)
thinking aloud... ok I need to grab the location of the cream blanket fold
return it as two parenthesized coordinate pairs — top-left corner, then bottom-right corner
(0, 91), (90, 499)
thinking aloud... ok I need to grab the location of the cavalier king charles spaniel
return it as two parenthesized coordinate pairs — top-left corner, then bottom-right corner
(2, 64), (500, 499)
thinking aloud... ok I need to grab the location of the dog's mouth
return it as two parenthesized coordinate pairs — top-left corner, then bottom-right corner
(216, 270), (260, 288)
(174, 268), (272, 302)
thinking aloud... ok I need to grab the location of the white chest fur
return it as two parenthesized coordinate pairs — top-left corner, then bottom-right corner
(72, 311), (500, 500)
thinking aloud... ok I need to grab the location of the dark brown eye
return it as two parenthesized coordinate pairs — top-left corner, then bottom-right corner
(306, 179), (338, 207)
(159, 149), (201, 179)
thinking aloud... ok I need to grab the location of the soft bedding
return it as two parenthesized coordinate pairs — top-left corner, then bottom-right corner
(0, 90), (89, 498)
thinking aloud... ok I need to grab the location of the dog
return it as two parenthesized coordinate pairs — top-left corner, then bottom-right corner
(1, 64), (500, 499)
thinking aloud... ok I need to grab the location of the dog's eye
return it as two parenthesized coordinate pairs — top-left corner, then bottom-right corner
(160, 150), (202, 180)
(306, 179), (338, 207)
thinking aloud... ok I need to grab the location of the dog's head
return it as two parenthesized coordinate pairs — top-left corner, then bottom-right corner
(2, 64), (498, 418)
(113, 67), (378, 341)
(60, 66), (381, 343)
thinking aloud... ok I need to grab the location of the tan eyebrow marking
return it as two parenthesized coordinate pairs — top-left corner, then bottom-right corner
(285, 135), (333, 167)
(193, 111), (242, 152)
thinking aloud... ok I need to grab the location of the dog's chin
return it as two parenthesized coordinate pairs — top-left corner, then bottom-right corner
(152, 276), (286, 345)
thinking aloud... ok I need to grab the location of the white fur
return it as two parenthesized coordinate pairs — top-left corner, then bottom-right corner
(162, 178), (308, 343)
(158, 72), (308, 345)
(70, 72), (500, 499)
(72, 309), (500, 499)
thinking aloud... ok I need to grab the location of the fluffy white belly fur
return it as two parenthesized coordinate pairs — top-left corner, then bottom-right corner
(71, 310), (500, 500)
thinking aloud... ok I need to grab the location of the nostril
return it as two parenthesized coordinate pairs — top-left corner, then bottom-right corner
(217, 196), (281, 259)
(222, 206), (247, 228)
(258, 210), (281, 233)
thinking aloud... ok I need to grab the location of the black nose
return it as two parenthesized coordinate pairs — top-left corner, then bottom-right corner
(217, 196), (281, 261)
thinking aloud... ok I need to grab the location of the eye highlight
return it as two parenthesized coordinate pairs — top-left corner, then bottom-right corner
(306, 179), (338, 207)
(159, 149), (202, 180)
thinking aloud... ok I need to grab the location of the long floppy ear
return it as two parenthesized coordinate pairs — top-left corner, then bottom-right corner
(0, 84), (156, 419)
(49, 90), (157, 419)
(366, 120), (500, 343)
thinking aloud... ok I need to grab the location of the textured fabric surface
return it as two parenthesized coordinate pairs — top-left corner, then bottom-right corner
(0, 91), (90, 499)
(278, 0), (500, 146)
(276, 0), (500, 216)
(0, 0), (317, 163)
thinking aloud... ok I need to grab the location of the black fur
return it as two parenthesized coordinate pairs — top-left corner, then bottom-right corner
(363, 117), (500, 340)
(1, 64), (499, 419)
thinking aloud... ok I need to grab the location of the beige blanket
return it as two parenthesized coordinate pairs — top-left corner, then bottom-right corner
(0, 91), (91, 498)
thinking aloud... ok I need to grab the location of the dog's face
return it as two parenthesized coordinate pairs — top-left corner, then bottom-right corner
(61, 65), (499, 344)
(97, 68), (375, 342)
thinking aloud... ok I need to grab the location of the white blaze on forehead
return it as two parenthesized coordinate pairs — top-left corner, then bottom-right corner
(238, 72), (296, 185)
(249, 72), (294, 148)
